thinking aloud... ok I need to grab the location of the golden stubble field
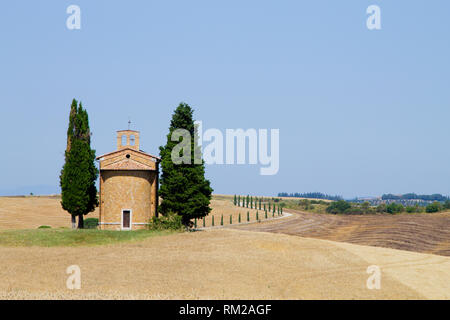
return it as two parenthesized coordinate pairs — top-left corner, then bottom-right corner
(0, 195), (449, 299)
(0, 196), (263, 230)
(0, 229), (449, 299)
(0, 196), (98, 230)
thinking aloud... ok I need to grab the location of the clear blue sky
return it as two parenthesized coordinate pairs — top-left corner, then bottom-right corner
(1, 1), (449, 198)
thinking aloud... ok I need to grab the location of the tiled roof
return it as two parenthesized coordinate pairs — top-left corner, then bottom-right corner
(102, 158), (152, 170)
(96, 148), (160, 161)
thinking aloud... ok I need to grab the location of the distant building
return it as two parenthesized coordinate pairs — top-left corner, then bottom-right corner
(96, 130), (160, 230)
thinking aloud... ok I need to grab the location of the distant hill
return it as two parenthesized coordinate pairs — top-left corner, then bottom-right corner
(278, 192), (343, 201)
(350, 193), (450, 206)
(382, 193), (449, 202)
(0, 185), (60, 197)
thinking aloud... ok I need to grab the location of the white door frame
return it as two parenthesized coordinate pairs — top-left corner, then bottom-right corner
(121, 209), (132, 231)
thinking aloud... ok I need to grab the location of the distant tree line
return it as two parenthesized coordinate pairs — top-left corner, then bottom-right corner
(278, 192), (343, 201)
(381, 193), (449, 201)
(352, 199), (443, 207)
(325, 200), (450, 215)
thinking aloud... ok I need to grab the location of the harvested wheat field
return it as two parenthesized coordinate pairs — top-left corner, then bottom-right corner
(235, 209), (450, 256)
(0, 196), (100, 230)
(0, 228), (449, 299)
(0, 196), (259, 230)
(1, 195), (449, 299)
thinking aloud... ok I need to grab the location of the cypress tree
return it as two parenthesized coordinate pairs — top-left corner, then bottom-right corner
(238, 195), (241, 207)
(159, 103), (213, 227)
(60, 99), (98, 229)
(234, 194), (237, 206)
(246, 195), (249, 208)
(221, 214), (223, 226)
(250, 196), (253, 209)
(259, 198), (262, 210)
(239, 213), (241, 223)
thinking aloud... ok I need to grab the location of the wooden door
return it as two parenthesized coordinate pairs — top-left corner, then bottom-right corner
(122, 210), (131, 230)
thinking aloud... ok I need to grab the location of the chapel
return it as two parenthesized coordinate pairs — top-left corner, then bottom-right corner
(96, 130), (160, 230)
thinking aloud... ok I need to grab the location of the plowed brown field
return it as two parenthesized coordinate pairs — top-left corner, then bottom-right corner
(233, 209), (450, 256)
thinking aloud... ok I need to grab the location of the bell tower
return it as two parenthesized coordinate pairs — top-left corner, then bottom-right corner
(117, 130), (140, 151)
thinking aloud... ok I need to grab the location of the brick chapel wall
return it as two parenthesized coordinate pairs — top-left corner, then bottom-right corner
(100, 170), (157, 230)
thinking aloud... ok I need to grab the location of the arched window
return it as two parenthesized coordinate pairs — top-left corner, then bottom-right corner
(121, 135), (127, 146)
(130, 135), (135, 146)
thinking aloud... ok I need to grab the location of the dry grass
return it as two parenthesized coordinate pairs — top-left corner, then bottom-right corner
(1, 195), (449, 300)
(0, 195), (271, 230)
(0, 228), (449, 299)
(0, 196), (99, 230)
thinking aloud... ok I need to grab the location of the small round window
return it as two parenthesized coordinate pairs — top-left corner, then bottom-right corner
(126, 154), (131, 159)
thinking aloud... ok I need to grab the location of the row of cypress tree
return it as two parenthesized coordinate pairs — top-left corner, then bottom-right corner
(194, 208), (284, 228)
(234, 195), (283, 214)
